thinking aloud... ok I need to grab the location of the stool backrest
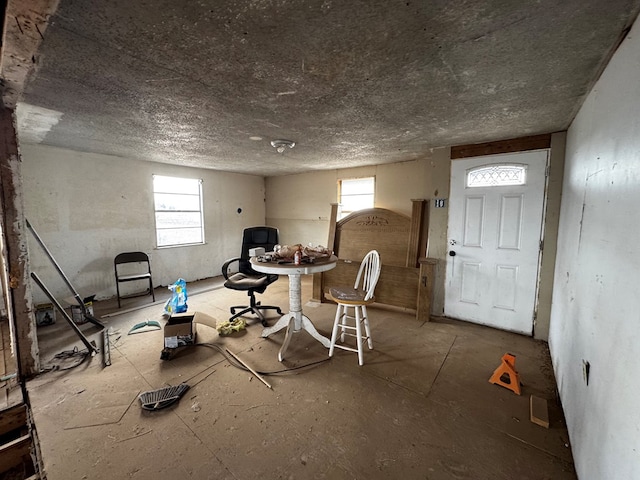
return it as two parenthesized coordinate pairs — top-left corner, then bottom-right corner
(354, 250), (381, 301)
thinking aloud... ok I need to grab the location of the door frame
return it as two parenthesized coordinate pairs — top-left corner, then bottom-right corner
(444, 149), (551, 336)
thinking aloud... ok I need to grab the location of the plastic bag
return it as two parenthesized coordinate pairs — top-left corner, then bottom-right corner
(164, 278), (188, 315)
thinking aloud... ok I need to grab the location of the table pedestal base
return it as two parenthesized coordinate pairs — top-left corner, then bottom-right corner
(262, 312), (331, 361)
(261, 273), (330, 361)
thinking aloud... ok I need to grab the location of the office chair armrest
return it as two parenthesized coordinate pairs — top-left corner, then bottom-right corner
(221, 257), (241, 280)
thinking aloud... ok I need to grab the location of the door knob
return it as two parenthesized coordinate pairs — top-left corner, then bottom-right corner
(449, 250), (456, 257)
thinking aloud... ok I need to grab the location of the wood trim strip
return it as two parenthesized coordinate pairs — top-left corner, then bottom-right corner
(417, 258), (437, 321)
(326, 203), (339, 253)
(0, 108), (39, 376)
(2, 0), (60, 107)
(451, 134), (552, 159)
(407, 199), (426, 268)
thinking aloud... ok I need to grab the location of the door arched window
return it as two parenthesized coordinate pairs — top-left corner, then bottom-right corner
(466, 164), (527, 188)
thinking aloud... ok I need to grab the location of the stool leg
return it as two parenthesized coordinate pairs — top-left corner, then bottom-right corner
(355, 306), (364, 366)
(362, 305), (373, 350)
(329, 304), (342, 358)
(339, 305), (348, 343)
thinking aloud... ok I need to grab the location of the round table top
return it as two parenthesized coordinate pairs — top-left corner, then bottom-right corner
(250, 255), (337, 275)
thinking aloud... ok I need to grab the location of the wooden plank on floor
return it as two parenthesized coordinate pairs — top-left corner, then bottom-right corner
(0, 433), (31, 473)
(0, 404), (27, 437)
(530, 395), (550, 428)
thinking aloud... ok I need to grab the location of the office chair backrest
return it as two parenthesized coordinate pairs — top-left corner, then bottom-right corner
(239, 226), (279, 275)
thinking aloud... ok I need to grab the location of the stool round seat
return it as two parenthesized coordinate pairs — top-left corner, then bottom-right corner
(327, 287), (374, 306)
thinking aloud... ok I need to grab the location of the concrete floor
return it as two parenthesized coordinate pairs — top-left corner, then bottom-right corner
(27, 276), (576, 479)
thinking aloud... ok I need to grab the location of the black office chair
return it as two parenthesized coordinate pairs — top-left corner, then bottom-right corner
(114, 251), (155, 308)
(221, 226), (282, 326)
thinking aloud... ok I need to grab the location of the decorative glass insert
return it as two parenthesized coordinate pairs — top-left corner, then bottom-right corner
(467, 164), (526, 188)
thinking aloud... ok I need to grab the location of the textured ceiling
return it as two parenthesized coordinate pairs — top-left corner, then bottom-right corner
(12, 0), (640, 176)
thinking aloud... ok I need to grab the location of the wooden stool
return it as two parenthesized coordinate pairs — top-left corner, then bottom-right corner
(328, 250), (381, 366)
(489, 353), (521, 395)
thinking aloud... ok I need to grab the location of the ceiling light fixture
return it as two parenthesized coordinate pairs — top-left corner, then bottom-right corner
(271, 139), (295, 153)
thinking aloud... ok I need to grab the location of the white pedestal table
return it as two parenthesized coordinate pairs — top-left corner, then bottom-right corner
(251, 255), (337, 361)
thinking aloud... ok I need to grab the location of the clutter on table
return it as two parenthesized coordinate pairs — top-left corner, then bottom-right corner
(256, 243), (332, 264)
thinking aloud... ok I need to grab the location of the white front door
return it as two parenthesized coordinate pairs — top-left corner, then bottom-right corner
(444, 150), (548, 335)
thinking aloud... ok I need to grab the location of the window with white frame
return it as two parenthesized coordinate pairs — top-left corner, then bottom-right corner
(153, 175), (204, 247)
(338, 176), (375, 219)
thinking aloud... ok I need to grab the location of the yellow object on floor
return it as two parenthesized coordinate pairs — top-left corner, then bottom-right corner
(216, 318), (247, 335)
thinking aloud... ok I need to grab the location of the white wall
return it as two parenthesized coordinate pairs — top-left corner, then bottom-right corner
(549, 22), (640, 480)
(21, 144), (266, 302)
